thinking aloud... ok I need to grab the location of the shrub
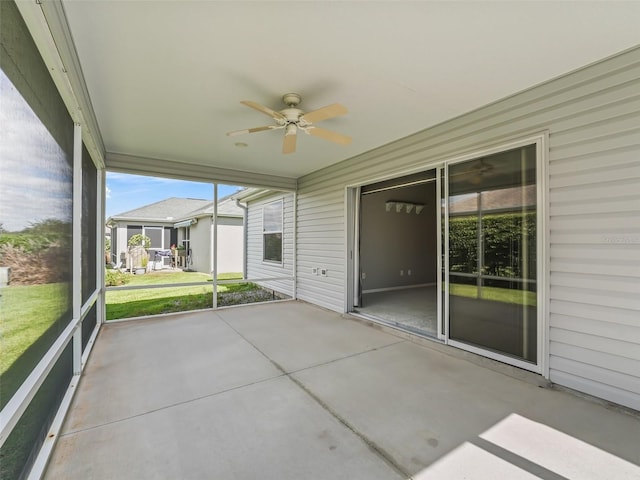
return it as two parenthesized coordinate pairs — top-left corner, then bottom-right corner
(128, 234), (150, 249)
(105, 269), (130, 287)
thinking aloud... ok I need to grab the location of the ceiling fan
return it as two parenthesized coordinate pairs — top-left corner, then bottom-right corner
(226, 93), (351, 154)
(450, 158), (496, 185)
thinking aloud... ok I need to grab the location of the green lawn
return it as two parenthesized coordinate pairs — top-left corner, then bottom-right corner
(450, 283), (537, 306)
(105, 271), (266, 320)
(0, 283), (69, 378)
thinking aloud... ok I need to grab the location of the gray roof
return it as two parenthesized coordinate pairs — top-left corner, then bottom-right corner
(108, 196), (242, 224)
(185, 197), (243, 218)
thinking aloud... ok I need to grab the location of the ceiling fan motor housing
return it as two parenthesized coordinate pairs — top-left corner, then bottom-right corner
(280, 107), (304, 125)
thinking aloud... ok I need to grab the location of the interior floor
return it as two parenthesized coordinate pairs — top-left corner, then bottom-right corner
(358, 285), (438, 336)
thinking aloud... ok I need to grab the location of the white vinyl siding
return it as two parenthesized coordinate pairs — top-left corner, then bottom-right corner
(246, 193), (295, 297)
(189, 217), (211, 275)
(296, 47), (640, 410)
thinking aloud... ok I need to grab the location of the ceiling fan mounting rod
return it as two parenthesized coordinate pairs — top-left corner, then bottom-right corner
(282, 92), (301, 107)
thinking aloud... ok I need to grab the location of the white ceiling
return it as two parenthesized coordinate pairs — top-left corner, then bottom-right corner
(62, 1), (640, 180)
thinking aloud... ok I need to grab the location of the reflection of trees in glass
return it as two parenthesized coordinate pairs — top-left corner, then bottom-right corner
(449, 212), (535, 279)
(449, 215), (478, 273)
(483, 212), (536, 279)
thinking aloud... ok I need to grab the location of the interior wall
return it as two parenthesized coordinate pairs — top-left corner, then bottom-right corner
(359, 182), (437, 291)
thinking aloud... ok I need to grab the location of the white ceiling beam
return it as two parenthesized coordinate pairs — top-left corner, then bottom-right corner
(106, 152), (297, 191)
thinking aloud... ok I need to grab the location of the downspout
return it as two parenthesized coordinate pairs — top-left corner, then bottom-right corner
(235, 199), (248, 280)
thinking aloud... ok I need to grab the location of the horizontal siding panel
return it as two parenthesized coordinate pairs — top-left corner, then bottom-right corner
(551, 228), (640, 245)
(550, 272), (640, 295)
(549, 341), (640, 377)
(550, 95), (640, 136)
(551, 232), (640, 246)
(551, 140), (640, 167)
(551, 356), (640, 396)
(550, 211), (640, 231)
(550, 286), (640, 310)
(297, 287), (344, 310)
(551, 328), (640, 360)
(549, 156), (640, 189)
(550, 300), (639, 327)
(551, 244), (640, 261)
(297, 216), (345, 227)
(551, 113), (640, 149)
(551, 259), (640, 277)
(550, 198), (640, 216)
(549, 368), (640, 411)
(297, 228), (343, 237)
(297, 202), (345, 217)
(552, 314), (640, 344)
(549, 144), (640, 175)
(550, 178), (639, 204)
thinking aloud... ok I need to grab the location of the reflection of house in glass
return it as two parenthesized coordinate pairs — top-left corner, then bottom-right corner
(106, 195), (244, 274)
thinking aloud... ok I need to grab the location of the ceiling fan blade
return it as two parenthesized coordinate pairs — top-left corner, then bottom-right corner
(282, 126), (297, 154)
(241, 100), (286, 120)
(300, 103), (348, 124)
(307, 126), (351, 145)
(226, 125), (281, 137)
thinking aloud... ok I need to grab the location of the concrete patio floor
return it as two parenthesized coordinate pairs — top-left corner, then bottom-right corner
(45, 301), (640, 479)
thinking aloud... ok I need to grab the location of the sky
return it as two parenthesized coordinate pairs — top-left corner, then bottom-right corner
(106, 172), (242, 219)
(0, 70), (73, 232)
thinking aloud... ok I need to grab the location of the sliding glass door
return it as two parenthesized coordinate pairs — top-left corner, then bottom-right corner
(447, 144), (538, 364)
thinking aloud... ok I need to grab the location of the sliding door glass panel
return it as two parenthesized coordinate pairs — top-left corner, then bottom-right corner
(448, 145), (537, 363)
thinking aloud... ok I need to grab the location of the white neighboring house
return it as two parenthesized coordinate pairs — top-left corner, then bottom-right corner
(106, 196), (244, 275)
(175, 196), (246, 275)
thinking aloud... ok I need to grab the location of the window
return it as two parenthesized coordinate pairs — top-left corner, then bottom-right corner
(263, 200), (283, 263)
(144, 226), (163, 249)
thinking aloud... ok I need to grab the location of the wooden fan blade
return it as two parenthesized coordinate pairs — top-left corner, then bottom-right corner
(282, 128), (297, 154)
(300, 103), (348, 124)
(241, 100), (285, 120)
(307, 126), (351, 145)
(226, 125), (280, 137)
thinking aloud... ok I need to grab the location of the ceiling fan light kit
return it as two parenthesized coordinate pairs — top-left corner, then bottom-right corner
(227, 93), (351, 154)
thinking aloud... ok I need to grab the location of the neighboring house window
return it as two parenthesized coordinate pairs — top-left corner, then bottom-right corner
(144, 226), (163, 249)
(127, 226), (142, 245)
(183, 226), (190, 250)
(263, 200), (283, 263)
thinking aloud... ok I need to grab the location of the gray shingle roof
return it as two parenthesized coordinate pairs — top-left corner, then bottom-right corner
(185, 197), (243, 218)
(108, 195), (243, 223)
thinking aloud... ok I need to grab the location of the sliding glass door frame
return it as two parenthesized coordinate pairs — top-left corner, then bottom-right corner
(443, 133), (548, 374)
